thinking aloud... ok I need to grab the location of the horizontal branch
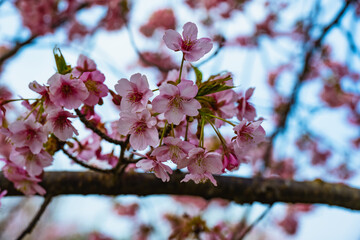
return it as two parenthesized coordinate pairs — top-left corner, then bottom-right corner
(1, 171), (360, 210)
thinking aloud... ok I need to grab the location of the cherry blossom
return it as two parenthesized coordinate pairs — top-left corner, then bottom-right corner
(48, 73), (89, 109)
(233, 120), (266, 149)
(222, 153), (240, 172)
(118, 109), (159, 150)
(8, 117), (48, 154)
(115, 73), (153, 113)
(151, 137), (194, 167)
(10, 147), (53, 177)
(135, 153), (173, 182)
(80, 70), (109, 106)
(237, 88), (257, 121)
(163, 22), (213, 62)
(2, 160), (46, 195)
(181, 148), (223, 186)
(45, 110), (79, 141)
(152, 80), (201, 125)
(72, 54), (97, 77)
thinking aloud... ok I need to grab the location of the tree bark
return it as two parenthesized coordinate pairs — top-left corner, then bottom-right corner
(1, 171), (360, 210)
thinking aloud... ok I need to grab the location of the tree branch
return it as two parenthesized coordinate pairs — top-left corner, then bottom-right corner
(16, 195), (53, 240)
(1, 171), (360, 211)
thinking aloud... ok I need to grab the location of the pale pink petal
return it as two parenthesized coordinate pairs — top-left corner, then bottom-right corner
(182, 22), (198, 42)
(163, 30), (182, 51)
(165, 106), (185, 125)
(115, 78), (133, 96)
(152, 96), (170, 113)
(182, 99), (201, 116)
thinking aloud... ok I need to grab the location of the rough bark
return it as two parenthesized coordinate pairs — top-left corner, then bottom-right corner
(1, 171), (360, 210)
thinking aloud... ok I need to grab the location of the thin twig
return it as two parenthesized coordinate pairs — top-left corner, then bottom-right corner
(16, 195), (53, 240)
(124, 21), (175, 73)
(236, 204), (274, 240)
(62, 147), (113, 173)
(263, 0), (354, 169)
(75, 108), (124, 146)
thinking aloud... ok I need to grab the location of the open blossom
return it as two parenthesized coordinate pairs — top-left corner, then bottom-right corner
(163, 22), (213, 62)
(72, 54), (97, 77)
(2, 160), (46, 195)
(151, 137), (194, 167)
(115, 73), (153, 112)
(135, 153), (173, 182)
(118, 109), (159, 150)
(80, 70), (108, 106)
(10, 147), (53, 176)
(233, 120), (266, 148)
(181, 148), (223, 186)
(152, 80), (201, 125)
(8, 117), (48, 154)
(237, 88), (257, 121)
(48, 73), (89, 109)
(45, 110), (78, 141)
(210, 89), (237, 128)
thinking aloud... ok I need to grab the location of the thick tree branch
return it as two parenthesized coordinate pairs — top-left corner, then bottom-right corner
(1, 171), (360, 211)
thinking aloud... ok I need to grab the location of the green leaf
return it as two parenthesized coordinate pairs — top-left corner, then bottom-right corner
(191, 65), (203, 85)
(197, 74), (234, 96)
(53, 47), (72, 75)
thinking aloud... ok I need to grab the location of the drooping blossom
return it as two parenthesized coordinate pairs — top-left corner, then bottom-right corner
(118, 109), (159, 150)
(135, 153), (173, 182)
(48, 73), (89, 109)
(8, 117), (48, 154)
(115, 73), (153, 113)
(209, 89), (237, 127)
(72, 54), (97, 77)
(45, 110), (78, 141)
(2, 160), (46, 195)
(233, 120), (265, 149)
(70, 133), (101, 161)
(152, 80), (201, 125)
(29, 81), (57, 111)
(181, 148), (223, 186)
(163, 22), (213, 62)
(10, 146), (53, 177)
(80, 70), (109, 106)
(151, 137), (194, 167)
(237, 88), (257, 121)
(222, 153), (240, 172)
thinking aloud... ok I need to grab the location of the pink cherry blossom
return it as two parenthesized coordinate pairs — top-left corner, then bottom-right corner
(237, 88), (257, 121)
(151, 137), (194, 167)
(80, 70), (109, 106)
(163, 22), (213, 62)
(233, 120), (266, 148)
(45, 110), (79, 141)
(118, 109), (159, 150)
(70, 133), (101, 161)
(8, 117), (48, 154)
(115, 73), (153, 113)
(152, 80), (201, 125)
(48, 73), (89, 109)
(210, 89), (237, 127)
(181, 148), (223, 186)
(222, 153), (240, 172)
(135, 153), (173, 182)
(10, 147), (53, 177)
(2, 160), (46, 195)
(72, 54), (97, 77)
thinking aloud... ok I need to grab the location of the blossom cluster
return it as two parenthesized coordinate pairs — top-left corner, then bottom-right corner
(0, 22), (265, 196)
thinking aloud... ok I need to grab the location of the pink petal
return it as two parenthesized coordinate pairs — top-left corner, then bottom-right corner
(182, 22), (198, 42)
(163, 30), (182, 51)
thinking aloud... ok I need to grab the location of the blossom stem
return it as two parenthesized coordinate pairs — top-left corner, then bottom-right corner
(171, 123), (175, 137)
(208, 114), (236, 127)
(207, 118), (228, 151)
(184, 118), (189, 141)
(177, 54), (185, 84)
(199, 117), (205, 147)
(159, 121), (168, 145)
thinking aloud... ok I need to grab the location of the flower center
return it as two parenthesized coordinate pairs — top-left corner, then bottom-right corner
(182, 39), (193, 51)
(128, 92), (143, 103)
(61, 84), (73, 96)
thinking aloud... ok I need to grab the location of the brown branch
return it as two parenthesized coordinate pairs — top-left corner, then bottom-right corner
(75, 108), (124, 146)
(2, 171), (360, 211)
(16, 195), (53, 240)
